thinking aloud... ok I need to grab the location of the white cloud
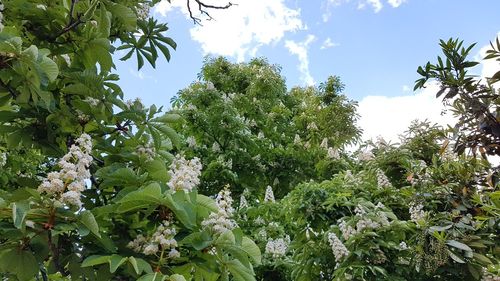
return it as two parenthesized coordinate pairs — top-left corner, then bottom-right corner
(156, 0), (304, 61)
(320, 37), (340, 49)
(358, 0), (383, 13)
(477, 32), (500, 81)
(387, 0), (406, 8)
(402, 85), (410, 92)
(285, 34), (316, 86)
(358, 82), (455, 142)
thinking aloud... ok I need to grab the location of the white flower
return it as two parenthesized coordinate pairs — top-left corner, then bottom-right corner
(61, 54), (71, 66)
(186, 136), (197, 148)
(338, 219), (356, 240)
(37, 133), (92, 208)
(294, 134), (301, 144)
(409, 202), (426, 224)
(239, 194), (249, 209)
(143, 243), (158, 255)
(399, 241), (408, 250)
(206, 81), (215, 90)
(212, 142), (221, 152)
(264, 186), (275, 203)
(265, 238), (288, 258)
(327, 147), (339, 159)
(202, 187), (237, 235)
(0, 152), (7, 167)
(357, 150), (374, 161)
(257, 131), (265, 139)
(320, 138), (328, 149)
(136, 2), (150, 20)
(167, 155), (202, 192)
(168, 248), (180, 259)
(307, 122), (318, 130)
(36, 4), (47, 10)
(328, 232), (349, 262)
(376, 169), (392, 188)
(254, 216), (265, 226)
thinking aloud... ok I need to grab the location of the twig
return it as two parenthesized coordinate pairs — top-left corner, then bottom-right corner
(186, 0), (234, 25)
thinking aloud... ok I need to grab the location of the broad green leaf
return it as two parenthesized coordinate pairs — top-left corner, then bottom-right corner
(145, 159), (168, 182)
(82, 255), (110, 267)
(446, 240), (473, 252)
(226, 259), (255, 281)
(12, 201), (30, 229)
(80, 210), (100, 238)
(109, 254), (127, 273)
(0, 249), (38, 281)
(169, 274), (187, 281)
(241, 237), (261, 265)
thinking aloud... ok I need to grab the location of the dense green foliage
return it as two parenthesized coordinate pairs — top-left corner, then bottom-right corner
(171, 57), (360, 196)
(0, 1), (260, 280)
(0, 0), (499, 280)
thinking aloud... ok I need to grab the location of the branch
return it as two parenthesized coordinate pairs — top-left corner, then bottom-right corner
(186, 0), (234, 25)
(51, 0), (84, 41)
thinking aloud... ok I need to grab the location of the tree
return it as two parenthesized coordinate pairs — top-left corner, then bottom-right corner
(170, 57), (360, 197)
(414, 37), (500, 160)
(0, 1), (260, 280)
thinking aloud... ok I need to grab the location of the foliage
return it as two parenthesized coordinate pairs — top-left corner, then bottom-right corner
(170, 57), (360, 196)
(415, 37), (500, 160)
(0, 1), (260, 280)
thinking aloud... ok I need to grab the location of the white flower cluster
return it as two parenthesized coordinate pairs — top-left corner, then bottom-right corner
(264, 185), (275, 203)
(0, 3), (4, 31)
(186, 136), (197, 148)
(338, 204), (391, 240)
(167, 155), (202, 192)
(254, 216), (265, 226)
(202, 187), (237, 235)
(127, 220), (180, 258)
(327, 147), (340, 159)
(239, 194), (249, 209)
(399, 241), (408, 250)
(376, 169), (392, 188)
(320, 138), (328, 149)
(409, 202), (426, 223)
(136, 143), (155, 160)
(136, 2), (150, 20)
(294, 134), (301, 145)
(83, 97), (99, 106)
(0, 152), (6, 167)
(357, 150), (374, 161)
(37, 133), (93, 208)
(307, 122), (318, 130)
(328, 232), (349, 262)
(212, 142), (221, 152)
(265, 236), (289, 259)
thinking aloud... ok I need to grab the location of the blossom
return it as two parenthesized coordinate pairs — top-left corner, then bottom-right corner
(327, 147), (339, 159)
(212, 142), (221, 152)
(186, 136), (197, 148)
(265, 238), (288, 258)
(37, 133), (93, 208)
(136, 143), (155, 160)
(338, 219), (356, 240)
(167, 155), (202, 192)
(399, 241), (408, 250)
(239, 194), (249, 209)
(294, 134), (301, 144)
(320, 138), (328, 149)
(128, 219), (180, 258)
(202, 186), (237, 235)
(0, 152), (6, 167)
(307, 122), (318, 130)
(206, 81), (215, 90)
(136, 2), (150, 20)
(409, 202), (426, 224)
(257, 131), (265, 139)
(264, 186), (275, 203)
(357, 150), (374, 161)
(328, 232), (349, 262)
(376, 169), (392, 188)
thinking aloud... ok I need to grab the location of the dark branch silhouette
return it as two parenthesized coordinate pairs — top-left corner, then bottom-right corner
(186, 0), (234, 25)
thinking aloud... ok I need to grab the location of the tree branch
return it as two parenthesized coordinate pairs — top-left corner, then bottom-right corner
(186, 0), (234, 25)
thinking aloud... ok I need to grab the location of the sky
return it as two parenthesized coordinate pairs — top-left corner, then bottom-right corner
(114, 0), (500, 142)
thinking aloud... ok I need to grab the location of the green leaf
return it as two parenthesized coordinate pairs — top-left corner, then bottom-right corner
(144, 159), (168, 182)
(0, 249), (38, 281)
(39, 55), (59, 82)
(226, 259), (256, 281)
(241, 237), (261, 265)
(80, 210), (101, 238)
(109, 254), (127, 273)
(447, 250), (465, 263)
(196, 194), (218, 212)
(12, 201), (30, 229)
(446, 240), (473, 252)
(181, 231), (213, 250)
(82, 255), (111, 267)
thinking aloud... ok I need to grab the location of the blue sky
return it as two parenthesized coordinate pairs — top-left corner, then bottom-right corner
(114, 0), (500, 141)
